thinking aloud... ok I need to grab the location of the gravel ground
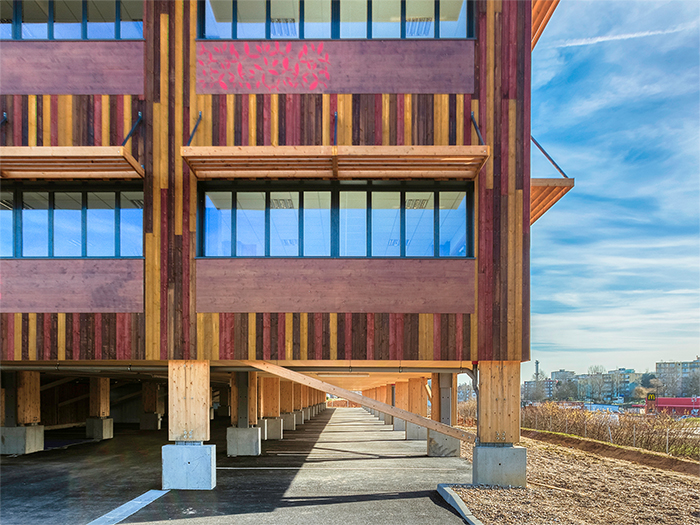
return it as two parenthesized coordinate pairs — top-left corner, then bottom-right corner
(454, 436), (700, 525)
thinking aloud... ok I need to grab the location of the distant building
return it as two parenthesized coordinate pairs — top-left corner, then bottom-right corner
(551, 369), (575, 382)
(656, 357), (700, 397)
(602, 368), (642, 401)
(522, 378), (556, 400)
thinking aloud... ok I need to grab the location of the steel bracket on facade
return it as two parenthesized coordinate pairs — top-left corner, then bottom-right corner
(122, 111), (143, 146)
(531, 135), (569, 179)
(470, 111), (485, 146)
(187, 111), (203, 147)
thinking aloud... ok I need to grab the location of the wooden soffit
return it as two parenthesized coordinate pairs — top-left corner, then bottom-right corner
(532, 0), (560, 50)
(531, 177), (574, 224)
(182, 145), (490, 180)
(0, 147), (144, 180)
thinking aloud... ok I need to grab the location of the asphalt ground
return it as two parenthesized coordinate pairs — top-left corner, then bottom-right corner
(1, 407), (471, 525)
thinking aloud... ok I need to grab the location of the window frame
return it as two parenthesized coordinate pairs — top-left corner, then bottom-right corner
(0, 181), (144, 258)
(0, 0), (144, 40)
(197, 0), (475, 40)
(197, 179), (474, 259)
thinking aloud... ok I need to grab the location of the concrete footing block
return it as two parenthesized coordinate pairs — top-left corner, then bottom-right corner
(140, 413), (162, 430)
(227, 427), (261, 456)
(472, 445), (527, 488)
(86, 417), (113, 440)
(293, 410), (304, 425)
(256, 419), (268, 440)
(384, 414), (394, 425)
(427, 430), (460, 457)
(264, 418), (283, 440)
(281, 413), (296, 431)
(1, 425), (44, 455)
(162, 443), (216, 490)
(393, 418), (406, 432)
(405, 422), (428, 440)
(304, 407), (311, 420)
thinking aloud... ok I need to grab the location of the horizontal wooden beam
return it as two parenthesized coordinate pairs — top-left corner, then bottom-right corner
(531, 177), (575, 224)
(241, 360), (475, 443)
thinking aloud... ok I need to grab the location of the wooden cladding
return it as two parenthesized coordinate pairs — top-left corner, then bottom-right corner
(196, 258), (475, 313)
(0, 41), (145, 96)
(0, 259), (144, 313)
(196, 40), (475, 95)
(195, 311), (474, 361)
(530, 178), (574, 224)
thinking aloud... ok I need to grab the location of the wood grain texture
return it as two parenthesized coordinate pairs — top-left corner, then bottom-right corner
(197, 259), (475, 314)
(0, 41), (145, 95)
(168, 360), (210, 441)
(477, 360), (521, 444)
(0, 260), (144, 313)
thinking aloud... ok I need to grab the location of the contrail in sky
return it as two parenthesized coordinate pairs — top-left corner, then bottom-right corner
(554, 21), (698, 48)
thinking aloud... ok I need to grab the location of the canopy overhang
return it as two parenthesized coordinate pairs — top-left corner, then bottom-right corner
(182, 145), (490, 180)
(0, 146), (144, 180)
(531, 177), (574, 224)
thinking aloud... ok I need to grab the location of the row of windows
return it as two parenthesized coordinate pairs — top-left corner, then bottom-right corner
(0, 186), (144, 257)
(200, 0), (474, 40)
(0, 0), (143, 40)
(199, 181), (474, 258)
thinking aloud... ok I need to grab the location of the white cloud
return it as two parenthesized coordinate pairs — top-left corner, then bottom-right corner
(550, 21), (699, 48)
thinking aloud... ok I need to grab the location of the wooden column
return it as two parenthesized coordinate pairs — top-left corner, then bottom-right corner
(230, 373), (239, 426)
(293, 382), (302, 411)
(431, 373), (441, 422)
(280, 380), (294, 414)
(477, 361), (521, 444)
(395, 382), (409, 410)
(142, 382), (160, 414)
(262, 377), (280, 418)
(408, 377), (427, 417)
(168, 360), (210, 441)
(378, 385), (387, 407)
(17, 371), (40, 425)
(248, 371), (258, 426)
(89, 377), (110, 418)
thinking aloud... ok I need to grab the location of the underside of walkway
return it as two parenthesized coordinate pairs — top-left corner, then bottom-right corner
(1, 407), (470, 525)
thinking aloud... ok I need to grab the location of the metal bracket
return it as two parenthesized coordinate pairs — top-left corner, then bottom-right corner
(122, 111), (143, 146)
(0, 112), (7, 126)
(531, 135), (569, 178)
(470, 111), (485, 146)
(187, 111), (203, 147)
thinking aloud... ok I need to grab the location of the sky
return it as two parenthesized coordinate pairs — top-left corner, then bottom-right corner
(523, 0), (700, 381)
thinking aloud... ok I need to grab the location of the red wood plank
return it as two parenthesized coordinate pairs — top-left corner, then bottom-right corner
(397, 93), (404, 146)
(314, 312), (323, 359)
(263, 312), (271, 360)
(94, 313), (102, 360)
(241, 93), (249, 145)
(43, 313), (52, 360)
(13, 95), (21, 146)
(456, 312), (463, 361)
(72, 313), (80, 360)
(433, 313), (441, 361)
(344, 312), (352, 360)
(50, 95), (58, 146)
(160, 190), (168, 360)
(278, 311), (285, 359)
(330, 94), (337, 145)
(374, 94), (382, 145)
(366, 313), (374, 360)
(464, 94), (471, 145)
(263, 94), (271, 146)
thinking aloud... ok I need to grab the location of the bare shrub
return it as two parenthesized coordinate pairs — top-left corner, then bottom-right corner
(458, 399), (477, 426)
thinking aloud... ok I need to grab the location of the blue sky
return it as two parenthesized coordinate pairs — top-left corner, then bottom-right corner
(523, 0), (700, 381)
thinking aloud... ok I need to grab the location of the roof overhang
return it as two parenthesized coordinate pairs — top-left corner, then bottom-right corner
(532, 0), (560, 50)
(531, 177), (574, 224)
(0, 146), (144, 180)
(182, 145), (490, 180)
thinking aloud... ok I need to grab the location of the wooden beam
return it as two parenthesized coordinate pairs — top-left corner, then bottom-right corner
(40, 377), (76, 391)
(89, 377), (110, 418)
(241, 361), (475, 442)
(168, 360), (210, 442)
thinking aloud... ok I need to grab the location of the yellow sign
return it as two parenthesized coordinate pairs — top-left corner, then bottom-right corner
(647, 393), (656, 401)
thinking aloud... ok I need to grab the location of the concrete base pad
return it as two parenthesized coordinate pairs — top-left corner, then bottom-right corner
(393, 418), (406, 432)
(140, 413), (162, 430)
(383, 414), (394, 425)
(227, 427), (261, 456)
(472, 445), (527, 488)
(86, 418), (113, 440)
(281, 413), (296, 431)
(405, 422), (427, 440)
(293, 410), (304, 425)
(256, 419), (268, 440)
(427, 430), (460, 457)
(304, 407), (311, 421)
(263, 418), (283, 440)
(162, 443), (216, 490)
(1, 425), (44, 455)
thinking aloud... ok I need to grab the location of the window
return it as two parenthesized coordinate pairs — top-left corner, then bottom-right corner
(199, 0), (474, 40)
(0, 0), (143, 39)
(199, 181), (473, 258)
(0, 184), (144, 258)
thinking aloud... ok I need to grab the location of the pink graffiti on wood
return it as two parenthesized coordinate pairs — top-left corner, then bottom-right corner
(198, 41), (331, 93)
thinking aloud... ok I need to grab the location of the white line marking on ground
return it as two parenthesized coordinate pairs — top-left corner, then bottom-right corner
(86, 489), (170, 525)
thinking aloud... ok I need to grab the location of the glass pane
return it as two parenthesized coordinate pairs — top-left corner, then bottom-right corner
(406, 0), (433, 38)
(54, 0), (82, 39)
(270, 192), (299, 256)
(204, 192), (232, 256)
(371, 192), (400, 257)
(270, 0), (299, 38)
(1, 0), (15, 39)
(405, 192), (434, 256)
(340, 0), (366, 38)
(237, 0), (265, 39)
(439, 191), (466, 256)
(372, 0), (400, 38)
(203, 0), (232, 39)
(339, 191), (366, 256)
(87, 192), (115, 256)
(22, 0), (49, 39)
(0, 191), (13, 257)
(54, 192), (82, 257)
(303, 191), (330, 256)
(237, 192), (265, 256)
(120, 0), (143, 39)
(120, 191), (143, 256)
(22, 192), (48, 257)
(440, 0), (467, 38)
(304, 0), (330, 39)
(87, 0), (115, 39)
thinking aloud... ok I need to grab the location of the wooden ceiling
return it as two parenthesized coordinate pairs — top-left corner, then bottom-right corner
(532, 0), (560, 50)
(0, 146), (144, 179)
(182, 145), (490, 180)
(531, 177), (574, 224)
